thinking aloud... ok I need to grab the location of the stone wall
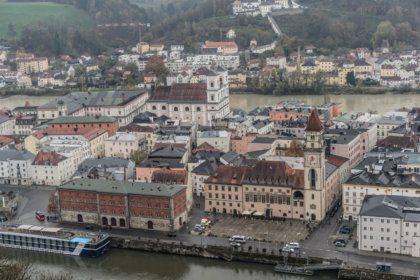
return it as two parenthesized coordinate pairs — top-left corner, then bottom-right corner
(129, 216), (171, 231)
(110, 236), (416, 280)
(61, 210), (98, 224)
(110, 235), (327, 266)
(338, 268), (416, 280)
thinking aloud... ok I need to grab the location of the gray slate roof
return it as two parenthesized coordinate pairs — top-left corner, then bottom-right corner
(360, 195), (420, 222)
(192, 159), (219, 176)
(325, 162), (338, 178)
(0, 149), (34, 161)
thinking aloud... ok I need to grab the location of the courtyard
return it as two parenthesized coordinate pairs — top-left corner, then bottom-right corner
(205, 215), (311, 244)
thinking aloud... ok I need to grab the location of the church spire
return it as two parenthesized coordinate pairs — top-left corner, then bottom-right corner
(305, 110), (323, 132)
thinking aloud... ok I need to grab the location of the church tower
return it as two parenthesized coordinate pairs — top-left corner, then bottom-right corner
(303, 110), (326, 222)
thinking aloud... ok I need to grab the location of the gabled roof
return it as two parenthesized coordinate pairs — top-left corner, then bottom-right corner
(305, 110), (323, 132)
(192, 159), (219, 176)
(149, 146), (186, 159)
(151, 169), (188, 184)
(149, 83), (207, 102)
(33, 151), (67, 166)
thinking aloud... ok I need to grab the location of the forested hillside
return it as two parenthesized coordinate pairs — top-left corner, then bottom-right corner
(275, 0), (420, 53)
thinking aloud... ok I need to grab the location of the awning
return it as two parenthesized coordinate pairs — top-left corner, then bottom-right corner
(18, 225), (33, 230)
(253, 211), (264, 217)
(28, 226), (44, 231)
(41, 227), (62, 233)
(242, 210), (253, 215)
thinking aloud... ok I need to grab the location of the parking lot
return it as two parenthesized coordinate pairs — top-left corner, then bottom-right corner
(0, 185), (55, 226)
(203, 215), (310, 244)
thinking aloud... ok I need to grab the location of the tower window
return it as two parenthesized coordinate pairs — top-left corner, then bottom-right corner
(310, 169), (316, 189)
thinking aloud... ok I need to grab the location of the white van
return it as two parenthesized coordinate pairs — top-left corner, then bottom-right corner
(288, 242), (300, 249)
(228, 235), (247, 243)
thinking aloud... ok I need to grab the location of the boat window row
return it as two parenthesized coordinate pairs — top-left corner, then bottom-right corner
(0, 234), (77, 252)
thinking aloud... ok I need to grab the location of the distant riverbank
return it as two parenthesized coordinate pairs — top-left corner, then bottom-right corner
(0, 88), (70, 98)
(231, 86), (420, 96)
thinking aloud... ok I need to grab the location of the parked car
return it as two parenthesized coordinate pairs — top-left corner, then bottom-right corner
(339, 226), (352, 234)
(35, 211), (45, 222)
(230, 242), (242, 248)
(84, 225), (94, 230)
(167, 231), (177, 237)
(0, 216), (7, 222)
(333, 239), (347, 247)
(228, 235), (247, 243)
(282, 245), (295, 253)
(194, 224), (205, 232)
(288, 242), (300, 250)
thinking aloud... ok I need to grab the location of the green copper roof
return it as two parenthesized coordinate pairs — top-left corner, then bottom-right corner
(48, 116), (116, 124)
(59, 179), (185, 197)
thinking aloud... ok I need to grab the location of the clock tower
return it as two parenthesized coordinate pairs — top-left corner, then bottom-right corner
(303, 110), (326, 222)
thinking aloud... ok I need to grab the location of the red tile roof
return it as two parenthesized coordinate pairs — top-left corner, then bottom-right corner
(32, 127), (107, 141)
(119, 124), (157, 133)
(203, 41), (238, 49)
(205, 160), (304, 189)
(149, 83), (207, 102)
(305, 110), (324, 132)
(33, 151), (66, 166)
(326, 155), (349, 167)
(377, 136), (417, 149)
(0, 136), (14, 146)
(205, 165), (250, 185)
(243, 161), (304, 189)
(151, 169), (188, 185)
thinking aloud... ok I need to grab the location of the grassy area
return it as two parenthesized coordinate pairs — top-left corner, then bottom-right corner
(0, 0), (93, 39)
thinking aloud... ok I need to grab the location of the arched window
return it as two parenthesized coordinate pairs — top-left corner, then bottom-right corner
(152, 105), (156, 110)
(174, 107), (178, 111)
(185, 107), (190, 112)
(77, 214), (83, 223)
(309, 169), (317, 189)
(196, 107), (201, 112)
(162, 105), (166, 110)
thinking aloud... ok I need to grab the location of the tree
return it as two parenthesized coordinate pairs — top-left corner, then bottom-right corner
(346, 71), (356, 86)
(285, 140), (304, 157)
(47, 192), (59, 215)
(7, 24), (17, 37)
(130, 150), (147, 165)
(145, 56), (169, 82)
(372, 21), (396, 48)
(0, 256), (74, 280)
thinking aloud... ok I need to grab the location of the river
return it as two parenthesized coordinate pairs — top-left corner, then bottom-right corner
(0, 248), (338, 280)
(230, 93), (420, 113)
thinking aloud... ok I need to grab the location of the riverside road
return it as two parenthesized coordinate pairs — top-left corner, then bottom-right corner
(3, 184), (420, 278)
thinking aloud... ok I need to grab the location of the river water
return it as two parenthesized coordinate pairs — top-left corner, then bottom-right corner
(1, 92), (418, 279)
(230, 93), (420, 113)
(1, 93), (419, 114)
(0, 247), (337, 280)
